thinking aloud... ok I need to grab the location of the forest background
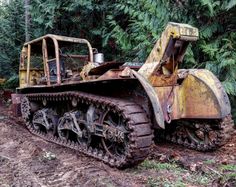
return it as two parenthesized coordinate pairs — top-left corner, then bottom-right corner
(0, 0), (235, 122)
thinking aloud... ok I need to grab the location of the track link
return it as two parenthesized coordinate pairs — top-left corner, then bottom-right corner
(23, 91), (153, 168)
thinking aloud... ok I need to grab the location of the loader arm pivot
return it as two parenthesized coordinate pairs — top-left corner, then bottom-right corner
(138, 22), (198, 86)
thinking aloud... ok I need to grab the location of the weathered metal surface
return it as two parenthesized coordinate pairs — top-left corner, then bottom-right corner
(80, 63), (98, 80)
(89, 62), (125, 75)
(178, 69), (231, 119)
(187, 69), (231, 118)
(154, 86), (179, 122)
(138, 22), (198, 85)
(26, 44), (31, 86)
(23, 34), (94, 62)
(154, 69), (231, 121)
(132, 70), (165, 129)
(19, 69), (44, 88)
(149, 69), (178, 87)
(97, 69), (123, 80)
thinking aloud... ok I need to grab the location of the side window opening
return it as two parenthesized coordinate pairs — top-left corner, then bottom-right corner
(58, 42), (89, 81)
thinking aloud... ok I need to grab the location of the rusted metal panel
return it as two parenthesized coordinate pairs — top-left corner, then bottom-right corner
(97, 69), (122, 80)
(178, 74), (220, 118)
(23, 34), (94, 63)
(89, 62), (125, 75)
(52, 37), (61, 84)
(148, 69), (178, 87)
(42, 39), (50, 86)
(97, 67), (134, 80)
(154, 69), (231, 121)
(26, 44), (31, 86)
(154, 86), (180, 122)
(186, 69), (231, 118)
(80, 63), (98, 80)
(132, 70), (165, 129)
(138, 22), (198, 83)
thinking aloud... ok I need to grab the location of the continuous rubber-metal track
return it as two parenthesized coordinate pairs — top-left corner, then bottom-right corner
(23, 91), (153, 168)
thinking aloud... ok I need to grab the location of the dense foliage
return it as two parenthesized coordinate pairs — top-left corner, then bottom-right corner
(0, 0), (235, 120)
(0, 0), (24, 78)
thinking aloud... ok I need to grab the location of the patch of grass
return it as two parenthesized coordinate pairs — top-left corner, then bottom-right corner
(140, 160), (212, 186)
(225, 173), (236, 178)
(147, 176), (186, 187)
(220, 164), (236, 172)
(139, 159), (235, 186)
(203, 159), (216, 164)
(219, 164), (236, 182)
(139, 160), (184, 172)
(188, 173), (212, 186)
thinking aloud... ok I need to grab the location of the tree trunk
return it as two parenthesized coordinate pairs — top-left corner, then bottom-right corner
(24, 0), (30, 42)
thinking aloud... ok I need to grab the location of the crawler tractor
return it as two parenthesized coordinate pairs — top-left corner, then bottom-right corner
(13, 22), (233, 168)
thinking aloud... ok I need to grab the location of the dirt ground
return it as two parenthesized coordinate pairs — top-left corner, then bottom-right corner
(0, 103), (235, 187)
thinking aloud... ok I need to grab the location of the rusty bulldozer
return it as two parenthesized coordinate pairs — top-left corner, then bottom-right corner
(12, 22), (234, 168)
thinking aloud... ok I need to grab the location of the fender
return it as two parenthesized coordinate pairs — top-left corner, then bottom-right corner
(187, 69), (231, 118)
(132, 70), (165, 129)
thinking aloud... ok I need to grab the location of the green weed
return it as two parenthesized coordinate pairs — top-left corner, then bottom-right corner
(140, 160), (183, 171)
(147, 176), (186, 187)
(220, 164), (236, 172)
(203, 159), (216, 164)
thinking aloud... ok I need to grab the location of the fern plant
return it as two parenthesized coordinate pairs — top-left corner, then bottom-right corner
(204, 32), (236, 95)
